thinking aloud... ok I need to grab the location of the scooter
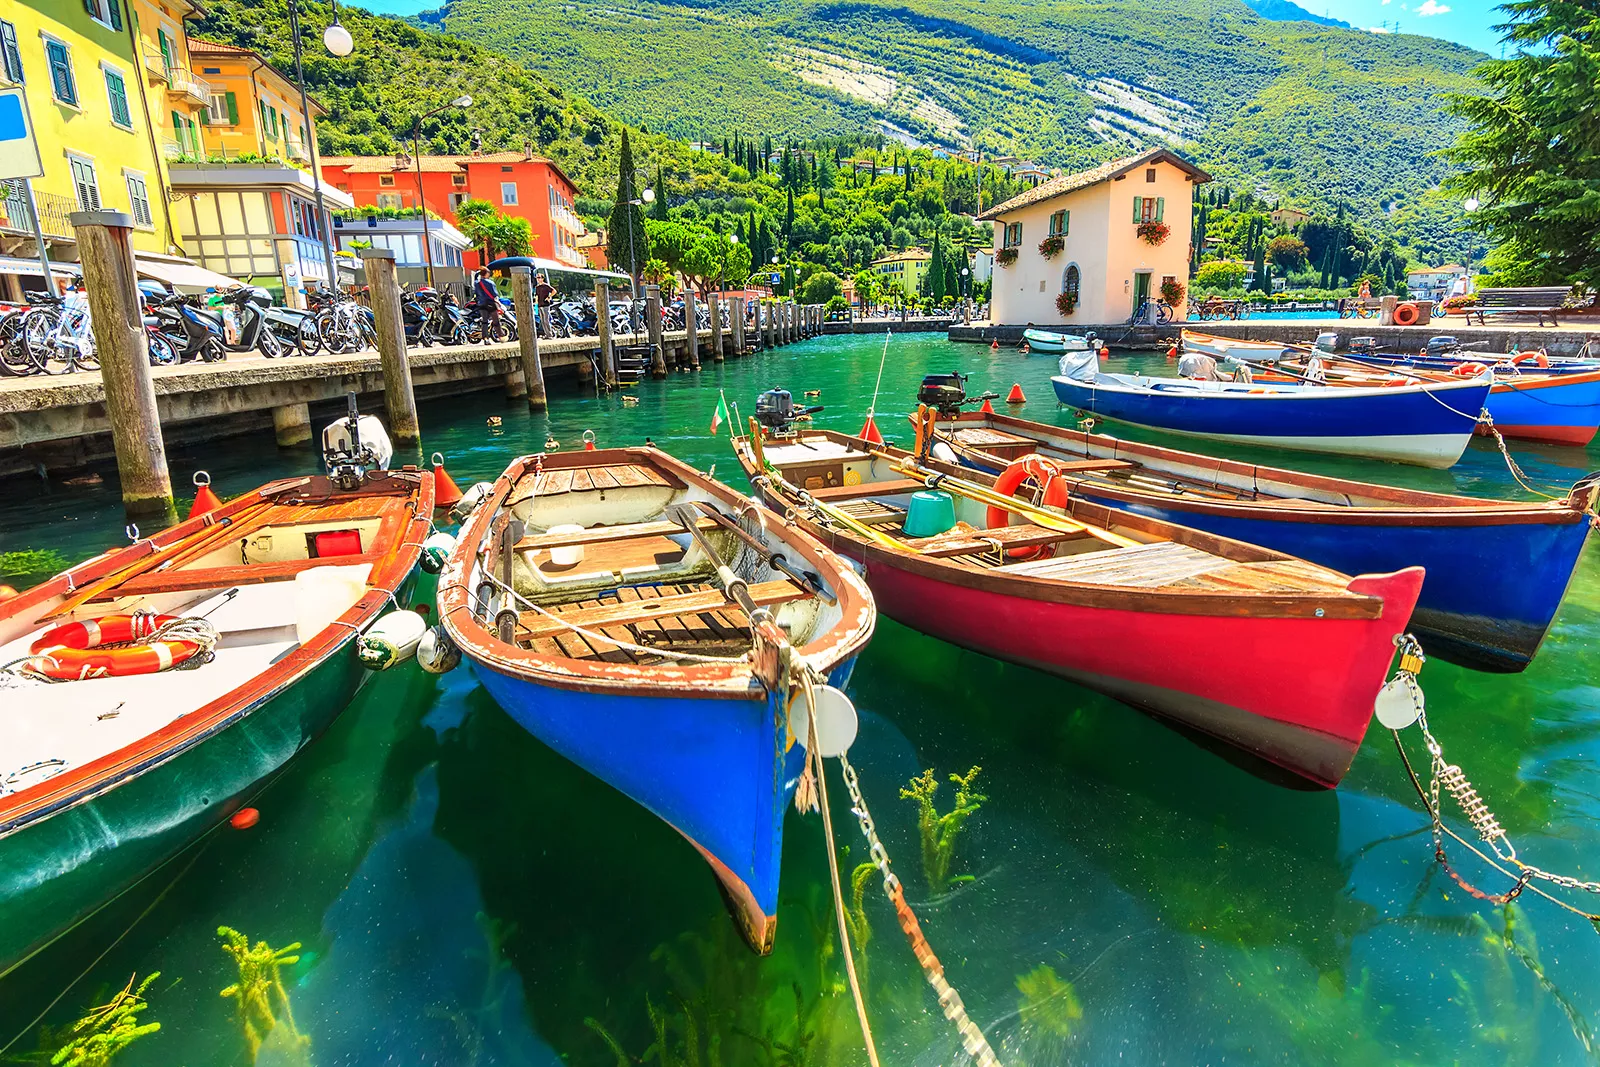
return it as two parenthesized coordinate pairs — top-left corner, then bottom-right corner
(175, 286), (284, 359)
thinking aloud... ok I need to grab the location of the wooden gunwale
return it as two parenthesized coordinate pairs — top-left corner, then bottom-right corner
(0, 470), (433, 836)
(946, 411), (1584, 527)
(437, 447), (875, 700)
(738, 434), (1384, 620)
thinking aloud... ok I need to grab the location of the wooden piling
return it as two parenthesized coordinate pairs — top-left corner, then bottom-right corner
(645, 284), (666, 378)
(684, 288), (701, 369)
(731, 296), (746, 356)
(71, 210), (174, 519)
(710, 295), (724, 362)
(360, 247), (420, 444)
(510, 266), (548, 410)
(594, 280), (617, 388)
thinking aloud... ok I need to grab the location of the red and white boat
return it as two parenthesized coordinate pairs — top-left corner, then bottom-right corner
(732, 418), (1421, 787)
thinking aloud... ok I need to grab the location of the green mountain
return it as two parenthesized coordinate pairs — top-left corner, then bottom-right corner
(416, 0), (1485, 229)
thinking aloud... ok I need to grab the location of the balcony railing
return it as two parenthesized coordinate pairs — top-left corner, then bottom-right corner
(0, 182), (76, 238)
(286, 137), (312, 163)
(165, 68), (211, 107)
(142, 46), (169, 83)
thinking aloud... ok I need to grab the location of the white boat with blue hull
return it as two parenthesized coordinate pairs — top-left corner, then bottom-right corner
(1051, 351), (1493, 468)
(437, 446), (875, 954)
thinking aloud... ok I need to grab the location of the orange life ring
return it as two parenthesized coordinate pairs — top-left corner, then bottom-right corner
(27, 613), (202, 681)
(1393, 302), (1419, 326)
(1451, 362), (1490, 377)
(986, 455), (1069, 560)
(1513, 350), (1550, 368)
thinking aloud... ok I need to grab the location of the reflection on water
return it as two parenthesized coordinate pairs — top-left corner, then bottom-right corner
(2, 335), (1598, 1065)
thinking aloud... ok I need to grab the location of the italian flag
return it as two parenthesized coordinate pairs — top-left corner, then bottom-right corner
(709, 393), (731, 435)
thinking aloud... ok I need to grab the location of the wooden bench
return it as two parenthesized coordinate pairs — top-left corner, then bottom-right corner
(515, 517), (718, 552)
(904, 523), (1089, 558)
(1463, 287), (1569, 327)
(810, 478), (927, 502)
(517, 579), (805, 640)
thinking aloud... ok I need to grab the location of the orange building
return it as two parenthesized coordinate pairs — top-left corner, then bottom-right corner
(320, 151), (588, 271)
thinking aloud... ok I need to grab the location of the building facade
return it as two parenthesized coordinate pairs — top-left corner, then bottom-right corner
(330, 212), (471, 289)
(0, 0), (185, 296)
(1406, 264), (1472, 303)
(187, 38), (314, 164)
(320, 151), (588, 271)
(979, 148), (1208, 327)
(871, 248), (932, 298)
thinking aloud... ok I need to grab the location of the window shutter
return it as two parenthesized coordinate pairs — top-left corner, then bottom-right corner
(1133, 196), (1142, 223)
(199, 104), (210, 125)
(158, 28), (172, 68)
(1, 22), (21, 85)
(1156, 197), (1165, 223)
(171, 109), (183, 149)
(1063, 210), (1070, 236)
(107, 0), (122, 31)
(83, 0), (96, 15)
(225, 91), (238, 124)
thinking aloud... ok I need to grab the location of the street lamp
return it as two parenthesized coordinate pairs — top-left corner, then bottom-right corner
(961, 266), (971, 324)
(621, 186), (654, 302)
(285, 0), (351, 294)
(411, 93), (473, 288)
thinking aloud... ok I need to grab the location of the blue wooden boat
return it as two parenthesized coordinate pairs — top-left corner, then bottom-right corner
(929, 410), (1598, 672)
(1052, 351), (1493, 468)
(437, 447), (875, 953)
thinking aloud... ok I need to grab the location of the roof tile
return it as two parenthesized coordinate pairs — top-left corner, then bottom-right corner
(977, 148), (1210, 221)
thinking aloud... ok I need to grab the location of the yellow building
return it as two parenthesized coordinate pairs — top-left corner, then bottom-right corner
(130, 0), (207, 161)
(0, 0), (185, 296)
(188, 38), (317, 163)
(871, 248), (933, 298)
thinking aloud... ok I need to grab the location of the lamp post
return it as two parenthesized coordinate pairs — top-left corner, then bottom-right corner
(622, 186), (654, 302)
(961, 265), (971, 324)
(286, 0), (352, 291)
(410, 93), (472, 289)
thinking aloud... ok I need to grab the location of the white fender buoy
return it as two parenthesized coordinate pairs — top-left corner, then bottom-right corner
(357, 610), (427, 670)
(449, 481), (494, 521)
(1374, 675), (1424, 730)
(791, 684), (859, 757)
(930, 440), (958, 464)
(417, 624), (461, 675)
(420, 531), (456, 574)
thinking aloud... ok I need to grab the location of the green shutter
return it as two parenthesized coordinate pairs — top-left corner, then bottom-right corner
(107, 0), (122, 31)
(171, 110), (184, 150)
(1063, 210), (1069, 236)
(158, 28), (172, 68)
(83, 0), (96, 15)
(1133, 197), (1142, 223)
(225, 91), (238, 125)
(1156, 197), (1165, 223)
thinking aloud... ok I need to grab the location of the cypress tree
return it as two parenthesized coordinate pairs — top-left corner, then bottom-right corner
(606, 128), (647, 282)
(783, 189), (795, 247)
(650, 165), (669, 220)
(762, 134), (772, 173)
(929, 230), (946, 302)
(1251, 244), (1267, 293)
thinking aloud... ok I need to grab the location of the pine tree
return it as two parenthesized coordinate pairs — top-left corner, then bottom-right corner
(783, 189), (795, 248)
(762, 134), (772, 174)
(606, 128), (648, 282)
(928, 230), (947, 302)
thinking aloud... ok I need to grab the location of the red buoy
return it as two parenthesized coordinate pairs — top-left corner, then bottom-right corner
(989, 338), (1000, 350)
(1167, 345), (1178, 360)
(230, 807), (260, 830)
(1099, 347), (1111, 360)
(188, 471), (222, 520)
(583, 430), (597, 452)
(431, 452), (463, 509)
(979, 397), (995, 414)
(859, 415), (885, 445)
(1006, 383), (1026, 404)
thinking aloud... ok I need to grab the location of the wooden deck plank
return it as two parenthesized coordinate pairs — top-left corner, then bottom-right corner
(810, 478), (926, 502)
(570, 469), (594, 493)
(589, 467), (620, 490)
(517, 580), (804, 640)
(515, 517), (716, 551)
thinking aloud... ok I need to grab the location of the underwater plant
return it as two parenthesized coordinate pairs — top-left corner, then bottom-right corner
(900, 766), (986, 893)
(0, 549), (70, 580)
(1014, 964), (1082, 1041)
(217, 926), (311, 1065)
(23, 972), (162, 1067)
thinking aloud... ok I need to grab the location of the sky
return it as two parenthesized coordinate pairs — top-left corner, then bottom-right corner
(1313, 0), (1508, 53)
(358, 0), (1511, 56)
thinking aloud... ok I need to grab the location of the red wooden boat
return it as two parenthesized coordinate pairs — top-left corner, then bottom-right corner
(732, 419), (1421, 787)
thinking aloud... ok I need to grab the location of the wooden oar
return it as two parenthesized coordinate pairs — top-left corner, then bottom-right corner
(688, 501), (831, 602)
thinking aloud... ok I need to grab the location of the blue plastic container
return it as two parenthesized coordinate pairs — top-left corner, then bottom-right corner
(903, 490), (956, 537)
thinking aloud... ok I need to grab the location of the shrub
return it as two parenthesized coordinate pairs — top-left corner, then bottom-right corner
(1038, 235), (1064, 259)
(1195, 260), (1247, 290)
(1159, 279), (1186, 306)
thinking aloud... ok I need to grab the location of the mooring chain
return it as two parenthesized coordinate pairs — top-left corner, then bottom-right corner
(837, 753), (1005, 1067)
(1388, 634), (1600, 921)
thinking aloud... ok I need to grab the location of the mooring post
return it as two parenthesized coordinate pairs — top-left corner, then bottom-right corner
(684, 288), (701, 369)
(731, 296), (746, 356)
(710, 295), (724, 362)
(765, 301), (777, 348)
(272, 402), (312, 446)
(510, 266), (547, 410)
(594, 279), (617, 388)
(645, 284), (666, 378)
(71, 210), (174, 519)
(360, 247), (420, 444)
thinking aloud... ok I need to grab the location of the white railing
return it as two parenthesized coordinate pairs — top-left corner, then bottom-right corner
(166, 67), (211, 106)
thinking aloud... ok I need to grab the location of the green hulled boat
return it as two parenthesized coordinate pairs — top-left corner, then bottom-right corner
(0, 467), (433, 977)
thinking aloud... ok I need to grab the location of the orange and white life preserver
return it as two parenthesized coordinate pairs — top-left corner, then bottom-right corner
(1513, 349), (1550, 369)
(1393, 302), (1419, 326)
(987, 455), (1069, 560)
(26, 613), (201, 681)
(1451, 362), (1490, 377)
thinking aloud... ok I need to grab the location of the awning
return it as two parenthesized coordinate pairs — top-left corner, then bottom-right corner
(0, 256), (78, 277)
(486, 255), (630, 282)
(134, 255), (240, 292)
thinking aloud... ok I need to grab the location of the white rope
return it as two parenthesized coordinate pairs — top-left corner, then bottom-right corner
(863, 329), (891, 424)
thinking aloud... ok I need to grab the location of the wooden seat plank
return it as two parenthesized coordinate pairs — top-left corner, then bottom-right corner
(589, 467), (620, 490)
(570, 469), (594, 492)
(607, 465), (652, 488)
(104, 551), (384, 597)
(518, 579), (804, 641)
(810, 478), (926, 502)
(537, 469), (574, 495)
(904, 523), (1087, 558)
(515, 517), (717, 551)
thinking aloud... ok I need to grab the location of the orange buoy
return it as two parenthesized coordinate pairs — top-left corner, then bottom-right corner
(979, 397), (995, 414)
(188, 471), (222, 520)
(1006, 383), (1026, 404)
(430, 452), (463, 509)
(859, 415), (885, 445)
(1167, 345), (1178, 360)
(230, 807), (260, 830)
(1100, 347), (1111, 360)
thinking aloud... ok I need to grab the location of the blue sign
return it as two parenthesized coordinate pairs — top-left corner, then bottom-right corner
(0, 87), (42, 180)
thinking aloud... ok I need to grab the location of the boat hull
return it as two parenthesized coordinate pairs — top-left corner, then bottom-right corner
(469, 655), (856, 953)
(1024, 329), (1091, 353)
(1052, 374), (1488, 467)
(1482, 373), (1600, 446)
(0, 621), (381, 978)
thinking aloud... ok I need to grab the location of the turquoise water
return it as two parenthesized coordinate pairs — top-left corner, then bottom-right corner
(1, 334), (1597, 1065)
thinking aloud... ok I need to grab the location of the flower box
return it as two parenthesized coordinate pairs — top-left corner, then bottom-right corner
(1038, 235), (1064, 259)
(1055, 291), (1077, 317)
(1136, 221), (1169, 246)
(996, 248), (1018, 267)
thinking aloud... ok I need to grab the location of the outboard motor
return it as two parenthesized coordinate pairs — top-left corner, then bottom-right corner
(753, 388), (822, 435)
(1426, 336), (1463, 358)
(322, 393), (393, 490)
(1349, 336), (1380, 356)
(1313, 331), (1340, 352)
(1059, 350), (1099, 381)
(918, 371), (999, 416)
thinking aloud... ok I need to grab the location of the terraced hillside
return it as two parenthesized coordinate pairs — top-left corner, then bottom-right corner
(419, 0), (1486, 223)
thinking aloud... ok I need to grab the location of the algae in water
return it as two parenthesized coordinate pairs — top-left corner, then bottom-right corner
(1014, 964), (1082, 1040)
(900, 766), (985, 893)
(217, 926), (311, 1065)
(15, 972), (163, 1067)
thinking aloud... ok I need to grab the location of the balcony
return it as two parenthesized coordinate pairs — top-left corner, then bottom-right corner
(142, 45), (169, 84)
(286, 137), (312, 164)
(0, 183), (76, 238)
(165, 68), (212, 107)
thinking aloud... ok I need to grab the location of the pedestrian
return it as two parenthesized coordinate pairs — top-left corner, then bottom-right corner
(472, 268), (501, 342)
(534, 271), (555, 337)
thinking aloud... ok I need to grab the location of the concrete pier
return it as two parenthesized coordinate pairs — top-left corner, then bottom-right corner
(272, 402), (313, 446)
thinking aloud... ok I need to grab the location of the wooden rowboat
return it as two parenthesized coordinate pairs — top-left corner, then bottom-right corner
(437, 447), (875, 953)
(931, 410), (1597, 672)
(0, 467), (433, 978)
(733, 419), (1422, 788)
